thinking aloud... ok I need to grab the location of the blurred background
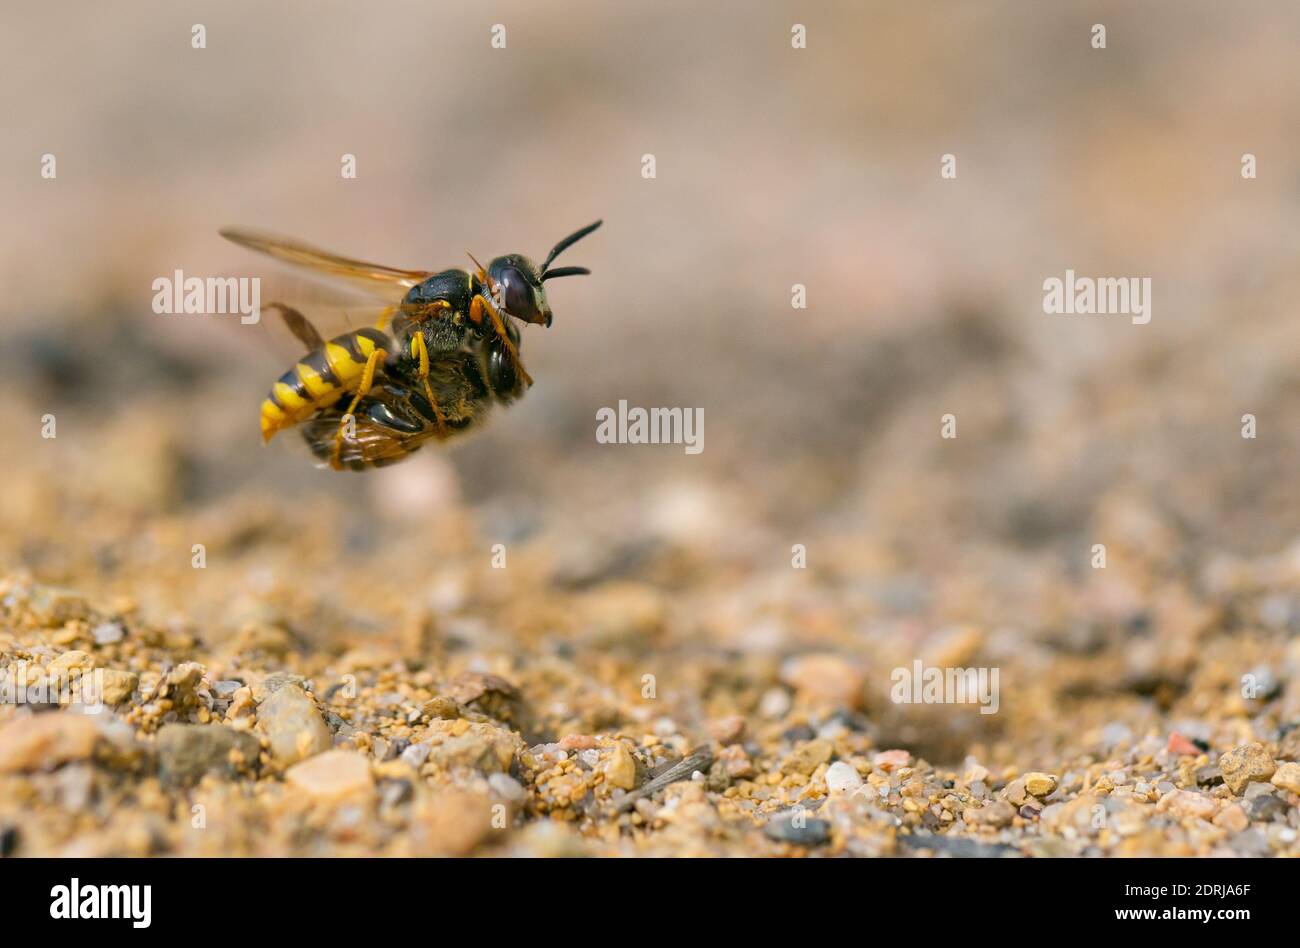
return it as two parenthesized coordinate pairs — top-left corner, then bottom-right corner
(2, 1), (1299, 764)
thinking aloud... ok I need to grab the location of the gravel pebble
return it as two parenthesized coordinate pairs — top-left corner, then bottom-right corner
(156, 723), (261, 785)
(91, 622), (125, 645)
(1269, 761), (1300, 794)
(284, 750), (373, 800)
(764, 812), (831, 846)
(1243, 793), (1287, 823)
(257, 679), (332, 765)
(488, 773), (527, 802)
(825, 761), (863, 794)
(98, 669), (137, 705)
(0, 715), (101, 773)
(1219, 742), (1277, 795)
(603, 743), (637, 791)
(1024, 772), (1059, 797)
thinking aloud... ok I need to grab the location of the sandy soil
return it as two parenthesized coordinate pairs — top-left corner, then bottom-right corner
(1, 1), (1299, 856)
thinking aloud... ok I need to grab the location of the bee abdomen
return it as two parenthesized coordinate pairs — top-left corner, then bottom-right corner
(260, 327), (391, 441)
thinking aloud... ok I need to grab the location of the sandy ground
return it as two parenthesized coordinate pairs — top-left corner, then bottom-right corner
(1, 2), (1299, 856)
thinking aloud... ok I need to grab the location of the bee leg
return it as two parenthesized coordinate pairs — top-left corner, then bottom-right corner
(470, 293), (533, 387)
(409, 332), (448, 436)
(330, 347), (387, 470)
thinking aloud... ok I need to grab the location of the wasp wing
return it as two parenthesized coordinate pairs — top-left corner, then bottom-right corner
(220, 228), (430, 297)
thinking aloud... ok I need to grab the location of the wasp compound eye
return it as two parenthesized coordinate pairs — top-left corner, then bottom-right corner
(498, 266), (536, 316)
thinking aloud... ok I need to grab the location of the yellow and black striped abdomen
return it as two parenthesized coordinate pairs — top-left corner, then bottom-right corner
(260, 327), (391, 441)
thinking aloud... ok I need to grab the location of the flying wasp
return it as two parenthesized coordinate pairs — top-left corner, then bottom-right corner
(220, 220), (601, 470)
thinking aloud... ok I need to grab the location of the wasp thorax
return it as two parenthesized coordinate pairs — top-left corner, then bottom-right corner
(489, 254), (552, 327)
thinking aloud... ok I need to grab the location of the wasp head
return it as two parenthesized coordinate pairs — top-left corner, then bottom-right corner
(487, 253), (551, 327)
(484, 220), (602, 328)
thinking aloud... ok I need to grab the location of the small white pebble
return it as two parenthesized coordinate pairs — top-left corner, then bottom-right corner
(92, 622), (125, 645)
(488, 773), (526, 802)
(964, 763), (990, 784)
(817, 720), (848, 741)
(825, 760), (863, 794)
(759, 688), (791, 719)
(400, 742), (431, 767)
(652, 717), (678, 736)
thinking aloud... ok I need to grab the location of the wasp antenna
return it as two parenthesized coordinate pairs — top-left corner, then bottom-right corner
(466, 250), (487, 274)
(542, 220), (602, 272)
(540, 266), (591, 282)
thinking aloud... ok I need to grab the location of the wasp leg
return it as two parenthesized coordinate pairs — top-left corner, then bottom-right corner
(330, 346), (387, 470)
(409, 332), (448, 436)
(470, 293), (532, 387)
(465, 257), (492, 332)
(466, 254), (532, 387)
(266, 302), (324, 350)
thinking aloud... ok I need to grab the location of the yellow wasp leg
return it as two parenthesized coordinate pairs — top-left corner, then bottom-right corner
(331, 347), (386, 470)
(471, 294), (532, 387)
(409, 332), (448, 436)
(373, 304), (397, 330)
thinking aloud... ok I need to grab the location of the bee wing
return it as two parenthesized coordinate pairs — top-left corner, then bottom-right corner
(221, 228), (430, 298)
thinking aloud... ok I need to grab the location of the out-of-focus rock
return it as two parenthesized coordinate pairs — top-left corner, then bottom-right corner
(285, 750), (373, 800)
(256, 675), (332, 765)
(780, 654), (863, 710)
(0, 714), (101, 772)
(156, 723), (261, 785)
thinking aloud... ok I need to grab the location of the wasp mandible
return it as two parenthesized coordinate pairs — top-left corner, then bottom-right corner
(220, 220), (601, 470)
